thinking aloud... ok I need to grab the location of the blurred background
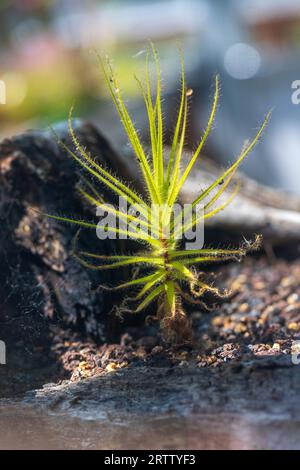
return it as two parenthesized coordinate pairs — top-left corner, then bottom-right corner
(1, 0), (300, 193)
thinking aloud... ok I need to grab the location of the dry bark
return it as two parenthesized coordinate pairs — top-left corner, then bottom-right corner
(0, 121), (136, 393)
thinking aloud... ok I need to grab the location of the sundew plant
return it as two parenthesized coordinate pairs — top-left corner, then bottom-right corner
(49, 45), (270, 343)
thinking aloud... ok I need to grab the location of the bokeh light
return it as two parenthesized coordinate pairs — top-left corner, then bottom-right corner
(224, 43), (261, 80)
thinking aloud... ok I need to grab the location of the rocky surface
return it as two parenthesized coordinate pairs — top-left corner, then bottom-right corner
(27, 355), (299, 421)
(0, 352), (297, 449)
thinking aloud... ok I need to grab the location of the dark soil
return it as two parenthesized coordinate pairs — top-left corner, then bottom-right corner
(49, 254), (300, 381)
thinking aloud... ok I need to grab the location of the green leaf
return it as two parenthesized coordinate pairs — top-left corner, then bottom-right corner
(97, 54), (161, 205)
(170, 75), (219, 204)
(165, 47), (185, 189)
(134, 271), (166, 299)
(78, 186), (155, 237)
(52, 125), (149, 218)
(165, 280), (176, 314)
(135, 283), (165, 312)
(176, 179), (240, 238)
(150, 42), (164, 193)
(74, 254), (164, 271)
(191, 110), (271, 209)
(167, 91), (188, 206)
(42, 211), (158, 244)
(112, 271), (165, 290)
